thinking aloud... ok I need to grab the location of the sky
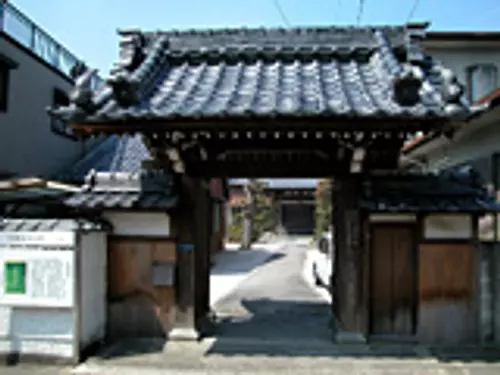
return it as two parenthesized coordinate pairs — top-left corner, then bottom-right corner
(9, 0), (500, 75)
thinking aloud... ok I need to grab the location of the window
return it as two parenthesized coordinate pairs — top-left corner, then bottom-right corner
(0, 66), (9, 112)
(466, 64), (498, 103)
(0, 53), (19, 112)
(53, 87), (70, 107)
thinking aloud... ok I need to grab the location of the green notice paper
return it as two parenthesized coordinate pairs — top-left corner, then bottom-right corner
(5, 261), (26, 294)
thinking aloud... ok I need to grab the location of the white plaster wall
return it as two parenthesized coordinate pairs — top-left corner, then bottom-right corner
(0, 306), (74, 359)
(369, 214), (417, 223)
(424, 214), (472, 239)
(79, 232), (106, 350)
(104, 212), (171, 237)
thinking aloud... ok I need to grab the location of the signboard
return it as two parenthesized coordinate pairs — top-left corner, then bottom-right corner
(4, 261), (26, 294)
(0, 250), (74, 307)
(0, 232), (75, 247)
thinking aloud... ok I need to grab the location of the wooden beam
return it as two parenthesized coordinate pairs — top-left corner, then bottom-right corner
(71, 116), (448, 136)
(184, 159), (349, 178)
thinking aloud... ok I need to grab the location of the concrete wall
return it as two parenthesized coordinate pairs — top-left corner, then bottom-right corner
(0, 307), (74, 359)
(0, 35), (97, 179)
(79, 232), (106, 351)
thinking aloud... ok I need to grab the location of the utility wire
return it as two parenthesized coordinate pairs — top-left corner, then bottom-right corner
(356, 0), (366, 25)
(272, 0), (292, 27)
(406, 0), (421, 23)
(333, 0), (342, 22)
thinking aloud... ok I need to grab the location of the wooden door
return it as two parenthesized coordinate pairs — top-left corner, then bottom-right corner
(107, 237), (176, 339)
(370, 225), (416, 336)
(281, 203), (315, 234)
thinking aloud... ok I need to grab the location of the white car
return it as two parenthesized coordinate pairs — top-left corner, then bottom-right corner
(312, 230), (334, 289)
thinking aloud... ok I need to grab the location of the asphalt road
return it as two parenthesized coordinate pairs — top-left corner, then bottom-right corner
(213, 236), (333, 344)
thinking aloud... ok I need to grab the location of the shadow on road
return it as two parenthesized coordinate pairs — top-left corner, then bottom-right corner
(202, 299), (500, 363)
(210, 250), (284, 276)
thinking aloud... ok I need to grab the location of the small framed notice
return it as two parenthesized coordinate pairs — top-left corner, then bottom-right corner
(4, 261), (26, 295)
(152, 263), (175, 286)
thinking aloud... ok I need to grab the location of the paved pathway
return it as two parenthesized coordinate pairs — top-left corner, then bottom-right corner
(212, 236), (333, 344)
(210, 240), (286, 306)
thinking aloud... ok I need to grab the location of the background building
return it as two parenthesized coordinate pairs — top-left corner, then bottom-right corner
(0, 1), (101, 179)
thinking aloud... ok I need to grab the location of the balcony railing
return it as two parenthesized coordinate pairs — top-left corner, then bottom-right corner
(0, 1), (102, 90)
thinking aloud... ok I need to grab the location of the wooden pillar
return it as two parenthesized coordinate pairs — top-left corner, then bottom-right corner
(331, 176), (367, 342)
(197, 183), (211, 322)
(169, 176), (211, 341)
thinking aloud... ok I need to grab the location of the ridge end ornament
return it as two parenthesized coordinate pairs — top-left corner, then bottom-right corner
(68, 63), (98, 113)
(393, 63), (423, 107)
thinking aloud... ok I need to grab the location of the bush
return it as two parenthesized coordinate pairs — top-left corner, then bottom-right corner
(227, 190), (277, 243)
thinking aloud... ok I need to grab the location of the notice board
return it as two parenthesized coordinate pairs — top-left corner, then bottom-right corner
(0, 249), (74, 308)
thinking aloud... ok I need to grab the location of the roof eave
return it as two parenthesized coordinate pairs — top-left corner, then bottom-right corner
(68, 115), (454, 136)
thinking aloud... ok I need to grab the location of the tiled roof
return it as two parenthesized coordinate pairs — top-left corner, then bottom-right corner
(360, 167), (500, 213)
(60, 134), (152, 182)
(64, 170), (178, 210)
(0, 218), (108, 232)
(51, 24), (478, 125)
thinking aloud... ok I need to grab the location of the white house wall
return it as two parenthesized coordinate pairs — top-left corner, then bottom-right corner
(0, 36), (101, 178)
(436, 127), (500, 171)
(79, 232), (106, 350)
(425, 48), (500, 94)
(406, 43), (500, 171)
(104, 212), (171, 237)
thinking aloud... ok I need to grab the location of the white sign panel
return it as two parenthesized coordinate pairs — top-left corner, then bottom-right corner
(0, 250), (74, 308)
(152, 263), (174, 286)
(0, 232), (75, 247)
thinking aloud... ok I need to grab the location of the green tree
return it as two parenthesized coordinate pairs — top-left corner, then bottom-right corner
(228, 180), (276, 245)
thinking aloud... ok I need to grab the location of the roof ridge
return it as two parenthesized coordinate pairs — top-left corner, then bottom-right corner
(117, 24), (417, 37)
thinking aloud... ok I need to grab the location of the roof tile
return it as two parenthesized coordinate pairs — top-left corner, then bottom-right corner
(0, 218), (108, 233)
(51, 24), (477, 124)
(60, 134), (151, 182)
(65, 170), (178, 211)
(361, 168), (500, 213)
